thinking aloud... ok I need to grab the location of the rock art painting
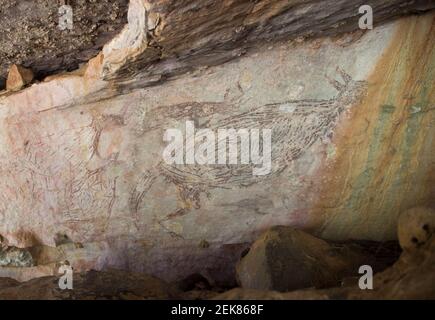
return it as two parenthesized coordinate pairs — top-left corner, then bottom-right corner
(127, 68), (367, 225)
(0, 9), (433, 285)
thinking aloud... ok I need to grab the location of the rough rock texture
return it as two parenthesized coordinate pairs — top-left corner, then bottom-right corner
(0, 0), (433, 286)
(6, 65), (34, 92)
(1, 0), (433, 90)
(236, 226), (400, 291)
(101, 0), (435, 86)
(0, 241), (112, 282)
(217, 222), (435, 300)
(0, 235), (34, 267)
(0, 213), (432, 300)
(397, 206), (435, 251)
(0, 269), (181, 300)
(0, 247), (33, 268)
(0, 0), (129, 88)
(354, 235), (435, 299)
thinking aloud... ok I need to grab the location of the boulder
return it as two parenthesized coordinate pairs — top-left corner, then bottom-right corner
(218, 235), (435, 300)
(360, 233), (435, 299)
(397, 207), (435, 252)
(236, 226), (399, 292)
(0, 1), (433, 285)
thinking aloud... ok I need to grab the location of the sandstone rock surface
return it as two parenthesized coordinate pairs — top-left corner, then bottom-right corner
(0, 0), (129, 88)
(0, 235), (33, 267)
(1, 0), (433, 89)
(6, 65), (34, 91)
(217, 208), (435, 300)
(101, 0), (435, 84)
(397, 207), (435, 251)
(236, 226), (399, 291)
(0, 241), (111, 282)
(221, 251), (435, 299)
(0, 269), (180, 300)
(0, 0), (433, 286)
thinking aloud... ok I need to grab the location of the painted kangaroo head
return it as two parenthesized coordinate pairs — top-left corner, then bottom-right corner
(328, 67), (367, 107)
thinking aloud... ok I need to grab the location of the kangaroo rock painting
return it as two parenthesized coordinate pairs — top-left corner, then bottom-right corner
(129, 68), (367, 223)
(1, 10), (433, 287)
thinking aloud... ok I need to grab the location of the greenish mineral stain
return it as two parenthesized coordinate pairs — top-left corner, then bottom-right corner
(381, 105), (396, 113)
(322, 24), (434, 239)
(398, 70), (434, 210)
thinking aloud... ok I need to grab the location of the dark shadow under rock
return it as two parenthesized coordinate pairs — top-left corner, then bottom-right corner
(0, 269), (181, 300)
(236, 226), (400, 292)
(0, 0), (129, 89)
(216, 235), (435, 300)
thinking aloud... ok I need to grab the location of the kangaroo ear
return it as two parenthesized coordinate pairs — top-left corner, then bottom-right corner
(336, 67), (352, 83)
(326, 75), (344, 92)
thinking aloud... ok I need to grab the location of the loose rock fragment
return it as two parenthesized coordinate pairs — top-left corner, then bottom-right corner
(6, 64), (34, 91)
(0, 248), (34, 268)
(0, 235), (33, 268)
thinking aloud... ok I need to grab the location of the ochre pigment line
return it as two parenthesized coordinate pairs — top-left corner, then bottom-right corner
(312, 13), (435, 241)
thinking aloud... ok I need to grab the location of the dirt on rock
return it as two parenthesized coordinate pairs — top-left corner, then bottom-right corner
(0, 0), (129, 89)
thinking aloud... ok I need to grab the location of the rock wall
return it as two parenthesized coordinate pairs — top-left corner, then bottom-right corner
(0, 0), (129, 88)
(312, 15), (435, 240)
(0, 1), (433, 283)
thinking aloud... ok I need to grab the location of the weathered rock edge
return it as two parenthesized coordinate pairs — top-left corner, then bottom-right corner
(101, 0), (435, 86)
